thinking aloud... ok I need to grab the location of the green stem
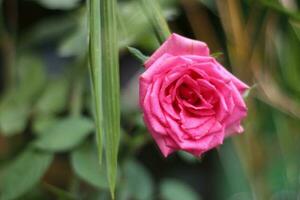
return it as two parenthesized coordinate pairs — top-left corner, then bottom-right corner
(100, 0), (120, 198)
(88, 0), (103, 162)
(0, 1), (17, 90)
(88, 0), (120, 199)
(70, 57), (87, 117)
(138, 0), (171, 43)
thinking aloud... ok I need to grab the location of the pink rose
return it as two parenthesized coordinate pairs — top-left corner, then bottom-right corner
(139, 33), (249, 157)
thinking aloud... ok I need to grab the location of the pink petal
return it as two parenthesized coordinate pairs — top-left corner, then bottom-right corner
(143, 116), (174, 157)
(223, 82), (247, 136)
(145, 33), (210, 68)
(141, 54), (190, 82)
(187, 55), (249, 92)
(142, 83), (166, 135)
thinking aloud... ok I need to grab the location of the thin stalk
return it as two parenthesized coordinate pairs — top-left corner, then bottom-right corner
(138, 0), (171, 43)
(89, 0), (120, 198)
(88, 0), (103, 174)
(100, 0), (120, 198)
(0, 0), (17, 90)
(70, 56), (87, 117)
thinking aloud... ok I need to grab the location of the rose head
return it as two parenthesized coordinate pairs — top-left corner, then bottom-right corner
(139, 33), (249, 157)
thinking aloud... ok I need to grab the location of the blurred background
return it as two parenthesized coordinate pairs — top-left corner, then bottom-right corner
(1, 0), (300, 199)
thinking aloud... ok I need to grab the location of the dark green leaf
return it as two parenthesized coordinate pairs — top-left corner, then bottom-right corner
(33, 0), (81, 10)
(198, 0), (217, 14)
(118, 1), (154, 49)
(35, 79), (69, 115)
(98, 0), (121, 198)
(32, 115), (58, 135)
(178, 151), (198, 163)
(0, 148), (53, 200)
(218, 140), (252, 195)
(17, 54), (46, 102)
(0, 101), (29, 136)
(138, 0), (171, 43)
(160, 179), (199, 200)
(0, 54), (46, 136)
(58, 13), (88, 57)
(88, 0), (104, 192)
(127, 47), (149, 63)
(20, 16), (77, 48)
(71, 142), (108, 189)
(43, 183), (77, 200)
(123, 160), (154, 200)
(291, 21), (300, 41)
(34, 117), (94, 152)
(243, 84), (257, 99)
(211, 52), (223, 59)
(260, 0), (300, 21)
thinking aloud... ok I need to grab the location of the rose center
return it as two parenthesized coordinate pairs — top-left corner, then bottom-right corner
(178, 84), (200, 105)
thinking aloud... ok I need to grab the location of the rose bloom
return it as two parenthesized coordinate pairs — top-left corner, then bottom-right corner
(139, 33), (249, 157)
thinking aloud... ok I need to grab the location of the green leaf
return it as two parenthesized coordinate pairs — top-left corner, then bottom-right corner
(33, 0), (81, 10)
(178, 151), (198, 163)
(34, 117), (94, 152)
(123, 160), (154, 200)
(89, 0), (121, 198)
(276, 26), (300, 94)
(260, 0), (300, 21)
(58, 12), (88, 57)
(0, 92), (29, 135)
(127, 47), (149, 63)
(35, 79), (69, 115)
(0, 101), (29, 136)
(43, 183), (77, 200)
(160, 179), (199, 200)
(198, 0), (217, 14)
(71, 142), (108, 189)
(138, 0), (171, 43)
(118, 1), (154, 49)
(211, 52), (223, 59)
(290, 21), (300, 41)
(32, 115), (58, 135)
(101, 0), (121, 193)
(88, 0), (104, 190)
(0, 54), (46, 136)
(243, 84), (257, 99)
(218, 139), (252, 195)
(0, 148), (53, 200)
(20, 16), (77, 48)
(17, 54), (46, 102)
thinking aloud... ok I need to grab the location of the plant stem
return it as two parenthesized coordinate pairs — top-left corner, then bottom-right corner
(88, 0), (120, 198)
(138, 0), (171, 43)
(88, 0), (103, 180)
(100, 0), (120, 198)
(0, 0), (17, 90)
(70, 56), (87, 117)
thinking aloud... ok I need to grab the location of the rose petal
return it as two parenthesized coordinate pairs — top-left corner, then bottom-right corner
(223, 82), (247, 136)
(143, 83), (167, 135)
(143, 116), (174, 157)
(187, 55), (249, 92)
(225, 123), (244, 137)
(178, 125), (224, 156)
(150, 77), (167, 125)
(141, 54), (190, 82)
(145, 33), (210, 68)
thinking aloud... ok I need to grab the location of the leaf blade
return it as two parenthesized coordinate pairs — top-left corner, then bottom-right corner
(71, 142), (108, 189)
(100, 0), (121, 198)
(0, 148), (53, 200)
(127, 46), (149, 63)
(138, 0), (171, 43)
(34, 117), (94, 152)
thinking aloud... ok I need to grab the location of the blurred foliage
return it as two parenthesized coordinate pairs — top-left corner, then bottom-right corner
(0, 0), (300, 199)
